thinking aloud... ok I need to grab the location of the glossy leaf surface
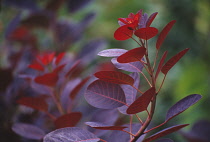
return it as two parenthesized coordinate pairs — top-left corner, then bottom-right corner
(134, 27), (158, 40)
(143, 124), (189, 142)
(97, 49), (127, 57)
(85, 122), (127, 130)
(127, 87), (156, 114)
(111, 58), (144, 72)
(54, 112), (82, 129)
(165, 94), (202, 122)
(156, 20), (176, 50)
(161, 48), (189, 75)
(94, 71), (134, 85)
(12, 123), (45, 140)
(117, 47), (146, 63)
(114, 24), (133, 40)
(85, 80), (126, 109)
(44, 127), (100, 142)
(146, 12), (158, 27)
(34, 72), (58, 87)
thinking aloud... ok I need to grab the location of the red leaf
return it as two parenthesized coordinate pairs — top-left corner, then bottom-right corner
(127, 87), (156, 114)
(156, 20), (176, 50)
(28, 60), (44, 71)
(146, 12), (158, 27)
(55, 52), (65, 65)
(70, 76), (90, 100)
(94, 71), (134, 86)
(85, 122), (127, 131)
(161, 48), (189, 75)
(143, 124), (189, 142)
(53, 64), (66, 73)
(134, 27), (158, 40)
(117, 47), (146, 63)
(37, 52), (55, 65)
(9, 26), (30, 40)
(16, 96), (48, 112)
(65, 60), (81, 77)
(34, 72), (58, 87)
(54, 112), (82, 129)
(155, 51), (168, 80)
(114, 24), (134, 40)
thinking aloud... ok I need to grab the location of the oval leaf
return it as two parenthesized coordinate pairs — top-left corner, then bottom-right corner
(111, 58), (144, 72)
(161, 48), (189, 75)
(16, 96), (48, 112)
(85, 122), (127, 130)
(54, 112), (82, 129)
(143, 124), (189, 142)
(34, 72), (58, 87)
(155, 51), (168, 80)
(85, 80), (126, 109)
(127, 87), (156, 114)
(146, 12), (158, 27)
(43, 127), (100, 142)
(134, 27), (158, 40)
(12, 123), (45, 140)
(114, 24), (133, 40)
(165, 94), (202, 122)
(156, 20), (176, 50)
(97, 49), (127, 57)
(117, 47), (146, 63)
(94, 71), (134, 85)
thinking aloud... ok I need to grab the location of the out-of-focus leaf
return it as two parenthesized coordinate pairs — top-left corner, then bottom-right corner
(67, 0), (92, 13)
(143, 124), (189, 142)
(85, 80), (126, 109)
(53, 64), (66, 74)
(146, 12), (158, 27)
(37, 52), (55, 65)
(94, 71), (134, 85)
(165, 94), (202, 122)
(45, 0), (65, 12)
(55, 52), (65, 65)
(127, 87), (156, 114)
(134, 27), (158, 40)
(16, 96), (48, 112)
(114, 24), (134, 40)
(28, 60), (44, 71)
(156, 20), (176, 50)
(161, 48), (189, 75)
(155, 138), (174, 142)
(65, 60), (81, 77)
(155, 51), (168, 79)
(35, 72), (58, 87)
(97, 49), (127, 57)
(5, 13), (21, 38)
(85, 122), (127, 130)
(12, 123), (45, 140)
(117, 47), (146, 63)
(43, 127), (100, 142)
(118, 73), (140, 114)
(112, 58), (144, 72)
(54, 112), (82, 129)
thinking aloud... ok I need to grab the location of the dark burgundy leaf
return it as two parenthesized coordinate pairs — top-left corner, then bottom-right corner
(156, 20), (176, 50)
(134, 27), (158, 40)
(155, 138), (174, 142)
(118, 73), (140, 114)
(28, 60), (44, 71)
(114, 24), (134, 40)
(127, 87), (156, 114)
(43, 127), (100, 142)
(16, 96), (48, 112)
(70, 76), (90, 100)
(117, 47), (146, 63)
(53, 64), (66, 73)
(45, 0), (65, 12)
(54, 112), (82, 129)
(85, 122), (127, 130)
(65, 60), (81, 77)
(97, 49), (127, 57)
(94, 71), (134, 85)
(143, 124), (189, 142)
(155, 51), (168, 79)
(12, 123), (45, 140)
(85, 80), (126, 109)
(55, 52), (65, 65)
(35, 72), (58, 87)
(112, 58), (144, 72)
(67, 0), (92, 13)
(146, 12), (158, 27)
(165, 94), (202, 122)
(161, 48), (189, 75)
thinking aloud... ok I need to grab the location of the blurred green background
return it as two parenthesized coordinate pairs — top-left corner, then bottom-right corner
(1, 0), (210, 141)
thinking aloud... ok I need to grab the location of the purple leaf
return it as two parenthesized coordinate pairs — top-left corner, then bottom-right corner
(3, 0), (38, 11)
(165, 94), (202, 122)
(12, 123), (45, 140)
(143, 124), (189, 142)
(85, 80), (126, 109)
(67, 0), (92, 13)
(43, 127), (100, 142)
(97, 49), (127, 57)
(85, 122), (127, 130)
(111, 58), (144, 72)
(155, 138), (174, 142)
(118, 73), (140, 114)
